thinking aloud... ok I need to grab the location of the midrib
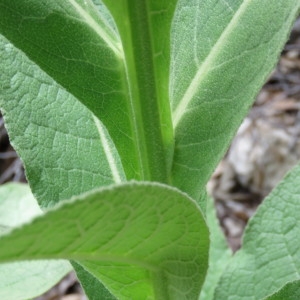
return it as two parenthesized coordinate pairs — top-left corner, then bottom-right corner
(93, 116), (123, 183)
(172, 0), (252, 128)
(68, 0), (123, 59)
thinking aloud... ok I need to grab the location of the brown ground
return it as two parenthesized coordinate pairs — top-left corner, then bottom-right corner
(0, 17), (299, 300)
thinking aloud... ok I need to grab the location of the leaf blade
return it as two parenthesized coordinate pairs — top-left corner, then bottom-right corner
(0, 182), (209, 300)
(264, 280), (300, 300)
(170, 0), (300, 199)
(0, 35), (125, 207)
(0, 0), (141, 179)
(214, 164), (300, 300)
(0, 183), (72, 300)
(72, 261), (117, 300)
(68, 0), (123, 58)
(199, 197), (232, 300)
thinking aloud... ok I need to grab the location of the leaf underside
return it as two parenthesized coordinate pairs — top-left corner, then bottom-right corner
(0, 182), (209, 300)
(0, 0), (300, 299)
(0, 0), (142, 181)
(0, 35), (125, 208)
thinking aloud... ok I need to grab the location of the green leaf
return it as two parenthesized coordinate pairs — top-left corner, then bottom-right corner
(0, 183), (72, 300)
(264, 280), (300, 300)
(199, 197), (232, 300)
(0, 0), (176, 182)
(0, 32), (125, 295)
(214, 164), (300, 300)
(0, 35), (125, 207)
(170, 0), (300, 199)
(0, 183), (42, 230)
(0, 3), (129, 293)
(72, 261), (117, 300)
(0, 0), (142, 180)
(0, 3), (128, 294)
(0, 182), (209, 300)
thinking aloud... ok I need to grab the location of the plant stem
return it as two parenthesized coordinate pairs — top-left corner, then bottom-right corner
(104, 0), (174, 183)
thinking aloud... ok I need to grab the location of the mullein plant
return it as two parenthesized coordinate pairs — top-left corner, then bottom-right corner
(0, 1), (300, 299)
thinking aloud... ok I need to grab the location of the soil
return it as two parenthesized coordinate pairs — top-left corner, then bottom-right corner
(0, 17), (299, 300)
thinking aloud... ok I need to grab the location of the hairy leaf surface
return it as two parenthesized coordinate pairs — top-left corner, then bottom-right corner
(264, 280), (300, 300)
(0, 0), (143, 179)
(0, 183), (71, 300)
(170, 0), (300, 199)
(214, 164), (300, 300)
(0, 36), (125, 207)
(0, 32), (127, 295)
(71, 261), (117, 300)
(0, 182), (209, 300)
(199, 197), (232, 300)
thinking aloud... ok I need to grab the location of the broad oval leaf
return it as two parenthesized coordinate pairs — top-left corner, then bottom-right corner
(0, 35), (125, 207)
(0, 0), (176, 291)
(0, 4), (128, 294)
(0, 183), (72, 300)
(170, 0), (300, 199)
(0, 182), (209, 300)
(0, 0), (142, 180)
(214, 164), (300, 300)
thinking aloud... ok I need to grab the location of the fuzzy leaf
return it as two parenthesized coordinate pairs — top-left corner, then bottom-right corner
(0, 0), (142, 180)
(214, 164), (300, 300)
(0, 183), (71, 300)
(0, 31), (127, 295)
(199, 197), (232, 300)
(0, 35), (125, 207)
(264, 280), (300, 300)
(0, 182), (209, 300)
(170, 0), (300, 199)
(72, 261), (117, 300)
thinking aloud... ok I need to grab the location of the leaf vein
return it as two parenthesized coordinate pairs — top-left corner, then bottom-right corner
(93, 115), (123, 183)
(172, 0), (253, 128)
(68, 0), (123, 59)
